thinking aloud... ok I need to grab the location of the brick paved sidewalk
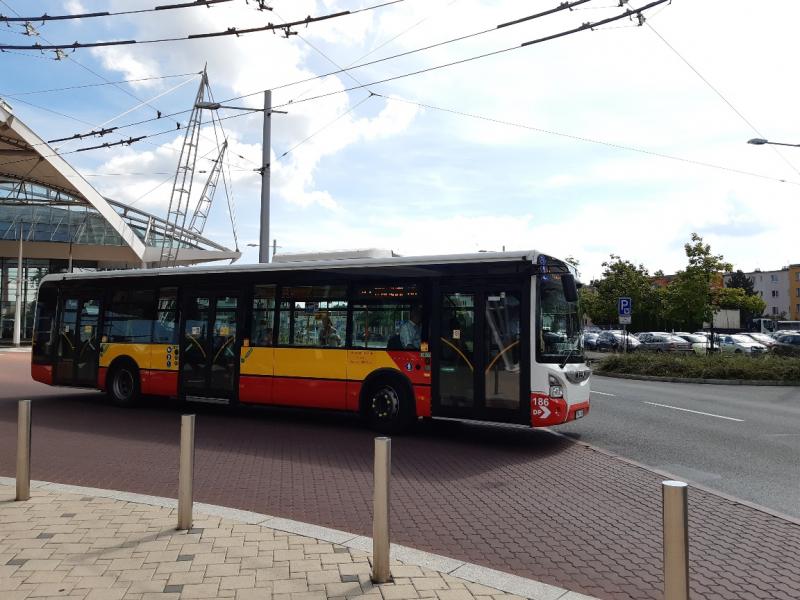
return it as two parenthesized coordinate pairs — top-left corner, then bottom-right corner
(0, 484), (596, 600)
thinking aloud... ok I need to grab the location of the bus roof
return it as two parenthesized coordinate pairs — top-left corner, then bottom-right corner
(41, 249), (560, 284)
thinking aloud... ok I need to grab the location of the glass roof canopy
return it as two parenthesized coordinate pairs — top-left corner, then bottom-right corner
(0, 178), (228, 251)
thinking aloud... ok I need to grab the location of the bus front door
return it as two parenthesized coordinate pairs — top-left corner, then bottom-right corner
(54, 295), (102, 387)
(436, 287), (526, 424)
(180, 292), (241, 404)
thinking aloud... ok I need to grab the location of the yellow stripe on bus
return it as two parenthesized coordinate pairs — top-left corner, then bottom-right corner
(99, 343), (179, 371)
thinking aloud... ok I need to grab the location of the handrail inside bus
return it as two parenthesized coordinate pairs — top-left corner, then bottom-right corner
(485, 340), (520, 374)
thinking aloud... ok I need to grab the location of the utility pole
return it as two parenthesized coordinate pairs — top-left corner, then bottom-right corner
(13, 223), (23, 347)
(259, 90), (272, 264)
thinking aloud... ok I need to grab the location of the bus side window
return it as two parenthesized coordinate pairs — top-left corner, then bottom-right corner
(251, 284), (276, 346)
(279, 285), (347, 347)
(103, 289), (155, 343)
(153, 287), (178, 344)
(350, 284), (421, 350)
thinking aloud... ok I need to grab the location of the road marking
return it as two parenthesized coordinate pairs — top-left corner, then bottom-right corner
(643, 401), (744, 422)
(591, 391), (616, 396)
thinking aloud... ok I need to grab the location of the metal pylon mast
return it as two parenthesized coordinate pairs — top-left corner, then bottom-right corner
(187, 139), (227, 236)
(159, 69), (207, 266)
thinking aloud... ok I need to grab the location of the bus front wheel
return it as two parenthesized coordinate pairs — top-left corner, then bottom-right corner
(107, 362), (141, 407)
(365, 379), (413, 434)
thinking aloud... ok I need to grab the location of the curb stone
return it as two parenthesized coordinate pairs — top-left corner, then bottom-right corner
(594, 371), (800, 386)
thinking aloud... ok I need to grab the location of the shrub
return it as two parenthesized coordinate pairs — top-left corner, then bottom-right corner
(595, 353), (800, 381)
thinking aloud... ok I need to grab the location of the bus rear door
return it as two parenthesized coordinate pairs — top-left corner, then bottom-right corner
(53, 294), (102, 387)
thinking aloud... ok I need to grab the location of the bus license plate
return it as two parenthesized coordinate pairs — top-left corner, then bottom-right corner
(575, 409), (585, 419)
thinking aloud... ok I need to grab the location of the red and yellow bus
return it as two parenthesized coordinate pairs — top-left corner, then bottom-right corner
(31, 250), (590, 431)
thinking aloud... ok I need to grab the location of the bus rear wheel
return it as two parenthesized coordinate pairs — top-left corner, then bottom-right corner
(365, 379), (413, 434)
(107, 363), (141, 407)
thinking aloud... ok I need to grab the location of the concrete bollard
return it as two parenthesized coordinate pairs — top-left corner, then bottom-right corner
(16, 399), (31, 501)
(177, 414), (195, 531)
(662, 480), (690, 600)
(372, 436), (391, 583)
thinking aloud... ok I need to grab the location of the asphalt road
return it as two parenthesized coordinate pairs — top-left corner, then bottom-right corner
(560, 375), (800, 518)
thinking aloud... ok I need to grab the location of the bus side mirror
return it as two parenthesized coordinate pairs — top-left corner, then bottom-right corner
(562, 274), (578, 303)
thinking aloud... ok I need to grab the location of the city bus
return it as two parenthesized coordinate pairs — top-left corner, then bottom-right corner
(30, 250), (590, 432)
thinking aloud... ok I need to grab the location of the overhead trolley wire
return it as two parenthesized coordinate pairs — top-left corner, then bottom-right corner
(1, 71), (201, 97)
(0, 0), (233, 23)
(48, 0), (600, 144)
(639, 14), (800, 178)
(377, 94), (800, 186)
(0, 0), (406, 51)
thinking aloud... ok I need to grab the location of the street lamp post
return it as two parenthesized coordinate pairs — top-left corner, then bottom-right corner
(196, 96), (286, 264)
(747, 138), (800, 148)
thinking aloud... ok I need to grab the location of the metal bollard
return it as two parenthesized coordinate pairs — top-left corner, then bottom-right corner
(177, 414), (195, 531)
(662, 480), (690, 600)
(16, 400), (31, 501)
(372, 437), (392, 584)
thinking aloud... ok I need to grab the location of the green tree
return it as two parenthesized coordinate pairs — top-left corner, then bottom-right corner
(726, 270), (755, 296)
(665, 233), (733, 331)
(724, 269), (765, 326)
(581, 255), (663, 330)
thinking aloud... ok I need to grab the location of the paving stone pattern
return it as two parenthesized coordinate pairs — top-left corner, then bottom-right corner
(1, 485), (563, 600)
(1, 353), (800, 599)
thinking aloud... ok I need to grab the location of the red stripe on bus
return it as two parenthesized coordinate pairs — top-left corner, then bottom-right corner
(31, 364), (53, 385)
(97, 366), (108, 391)
(239, 375), (273, 405)
(346, 381), (362, 412)
(141, 370), (178, 397)
(387, 351), (431, 385)
(414, 384), (431, 417)
(271, 377), (351, 411)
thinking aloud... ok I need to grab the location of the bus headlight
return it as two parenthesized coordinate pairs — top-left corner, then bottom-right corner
(548, 374), (564, 398)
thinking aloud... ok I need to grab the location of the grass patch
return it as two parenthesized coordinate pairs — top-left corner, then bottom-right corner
(595, 352), (800, 381)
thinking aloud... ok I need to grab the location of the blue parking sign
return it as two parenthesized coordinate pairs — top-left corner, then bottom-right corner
(618, 297), (632, 316)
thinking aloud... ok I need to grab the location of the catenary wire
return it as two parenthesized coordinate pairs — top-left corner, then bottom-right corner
(1, 72), (201, 97)
(47, 0), (602, 143)
(377, 94), (800, 186)
(0, 0), (406, 51)
(640, 15), (800, 178)
(0, 0), (233, 23)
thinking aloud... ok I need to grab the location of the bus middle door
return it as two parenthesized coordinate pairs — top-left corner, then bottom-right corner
(180, 292), (241, 404)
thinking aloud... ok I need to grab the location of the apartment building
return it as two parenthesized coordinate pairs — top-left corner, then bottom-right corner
(725, 269), (790, 318)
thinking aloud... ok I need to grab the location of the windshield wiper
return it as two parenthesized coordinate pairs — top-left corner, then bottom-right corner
(560, 343), (579, 369)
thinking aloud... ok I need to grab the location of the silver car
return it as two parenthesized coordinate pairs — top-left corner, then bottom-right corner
(638, 334), (693, 354)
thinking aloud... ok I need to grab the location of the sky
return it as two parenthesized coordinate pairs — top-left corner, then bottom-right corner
(1, 0), (799, 281)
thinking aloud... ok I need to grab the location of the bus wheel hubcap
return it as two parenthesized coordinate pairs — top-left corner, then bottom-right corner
(372, 387), (399, 420)
(114, 370), (133, 399)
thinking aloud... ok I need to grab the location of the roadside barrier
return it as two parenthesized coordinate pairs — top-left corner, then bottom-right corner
(372, 436), (392, 583)
(662, 480), (690, 600)
(16, 399), (31, 501)
(178, 414), (196, 530)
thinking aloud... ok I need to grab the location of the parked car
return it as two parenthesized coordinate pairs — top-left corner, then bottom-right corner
(596, 330), (640, 352)
(638, 334), (693, 353)
(743, 332), (777, 348)
(583, 331), (600, 350)
(719, 334), (767, 355)
(674, 333), (714, 355)
(773, 333), (800, 348)
(635, 331), (668, 343)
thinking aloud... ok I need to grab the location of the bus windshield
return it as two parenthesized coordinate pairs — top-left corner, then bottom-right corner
(537, 274), (583, 363)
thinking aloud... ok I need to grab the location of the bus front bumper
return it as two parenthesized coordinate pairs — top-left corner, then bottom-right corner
(530, 393), (590, 427)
